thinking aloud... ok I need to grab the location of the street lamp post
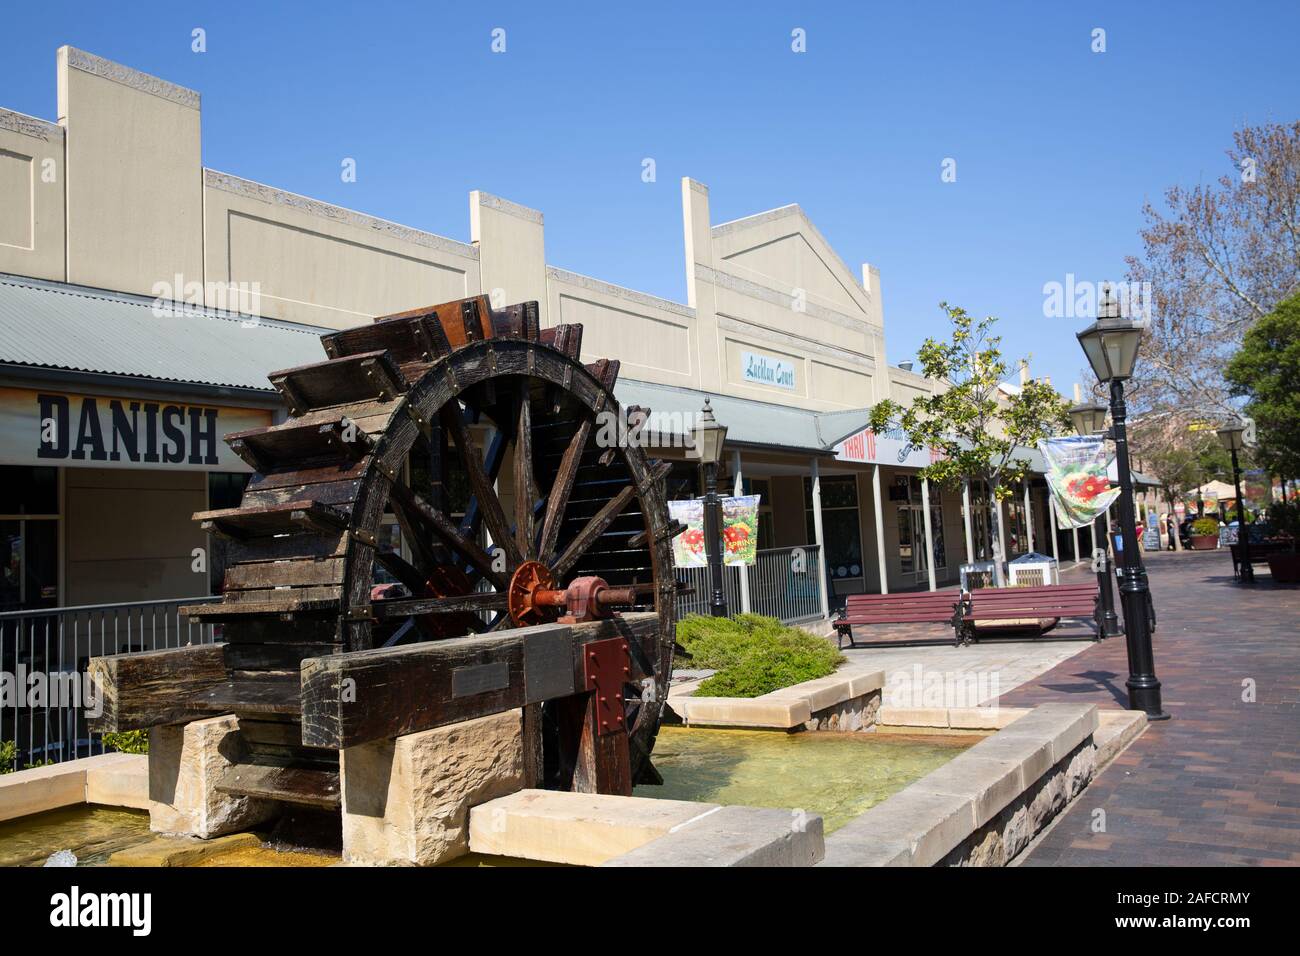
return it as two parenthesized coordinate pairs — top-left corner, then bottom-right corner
(1069, 401), (1121, 638)
(692, 399), (729, 617)
(1216, 422), (1253, 585)
(1076, 291), (1169, 720)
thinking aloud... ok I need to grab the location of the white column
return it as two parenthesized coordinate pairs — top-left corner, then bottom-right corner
(810, 458), (830, 618)
(732, 449), (751, 614)
(1023, 481), (1034, 553)
(1048, 496), (1059, 561)
(921, 477), (938, 592)
(872, 464), (889, 594)
(1071, 523), (1080, 562)
(962, 479), (974, 562)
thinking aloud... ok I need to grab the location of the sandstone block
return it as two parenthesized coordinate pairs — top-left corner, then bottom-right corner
(342, 709), (524, 866)
(148, 716), (274, 838)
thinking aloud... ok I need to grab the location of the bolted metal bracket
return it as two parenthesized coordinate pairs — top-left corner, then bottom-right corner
(582, 636), (630, 737)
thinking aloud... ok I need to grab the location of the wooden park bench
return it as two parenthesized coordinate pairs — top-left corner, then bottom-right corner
(957, 583), (1101, 646)
(1229, 539), (1294, 580)
(834, 591), (965, 649)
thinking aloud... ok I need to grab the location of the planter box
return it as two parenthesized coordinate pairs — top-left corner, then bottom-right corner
(1190, 535), (1219, 551)
(1268, 552), (1300, 584)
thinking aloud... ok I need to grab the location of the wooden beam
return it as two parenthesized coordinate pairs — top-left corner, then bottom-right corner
(87, 643), (228, 733)
(299, 613), (657, 749)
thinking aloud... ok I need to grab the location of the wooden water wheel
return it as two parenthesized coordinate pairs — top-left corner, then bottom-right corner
(159, 295), (679, 806)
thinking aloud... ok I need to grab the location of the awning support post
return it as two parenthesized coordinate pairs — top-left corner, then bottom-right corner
(810, 458), (830, 619)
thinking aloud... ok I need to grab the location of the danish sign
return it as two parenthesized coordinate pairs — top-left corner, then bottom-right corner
(0, 387), (270, 472)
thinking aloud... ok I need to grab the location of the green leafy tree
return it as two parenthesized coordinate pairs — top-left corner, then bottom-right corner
(869, 305), (1071, 586)
(1225, 292), (1300, 482)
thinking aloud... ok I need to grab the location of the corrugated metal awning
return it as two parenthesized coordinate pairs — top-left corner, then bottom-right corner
(0, 274), (326, 392)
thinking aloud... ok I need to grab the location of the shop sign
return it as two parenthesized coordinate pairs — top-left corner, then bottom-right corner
(833, 424), (932, 469)
(0, 387), (271, 472)
(741, 351), (795, 390)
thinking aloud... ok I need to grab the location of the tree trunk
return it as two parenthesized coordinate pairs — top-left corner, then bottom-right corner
(989, 486), (1007, 587)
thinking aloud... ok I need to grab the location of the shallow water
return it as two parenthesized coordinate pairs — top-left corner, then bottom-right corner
(637, 727), (976, 832)
(0, 805), (154, 867)
(191, 843), (338, 867)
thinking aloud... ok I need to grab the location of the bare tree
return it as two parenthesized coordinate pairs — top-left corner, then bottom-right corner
(1125, 121), (1300, 421)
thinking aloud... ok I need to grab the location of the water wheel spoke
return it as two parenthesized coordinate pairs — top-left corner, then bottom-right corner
(552, 485), (636, 579)
(458, 428), (508, 541)
(442, 405), (523, 567)
(373, 548), (428, 595)
(513, 387), (539, 560)
(380, 616), (420, 648)
(372, 591), (509, 619)
(388, 477), (508, 590)
(538, 417), (592, 564)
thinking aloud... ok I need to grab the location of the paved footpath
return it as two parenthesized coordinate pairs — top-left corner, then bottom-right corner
(1004, 549), (1300, 866)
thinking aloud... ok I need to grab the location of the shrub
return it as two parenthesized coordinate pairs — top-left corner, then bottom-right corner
(1191, 517), (1221, 536)
(676, 613), (843, 698)
(0, 739), (16, 774)
(102, 730), (150, 755)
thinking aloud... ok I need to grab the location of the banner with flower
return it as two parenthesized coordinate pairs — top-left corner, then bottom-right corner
(1037, 436), (1122, 530)
(667, 495), (761, 568)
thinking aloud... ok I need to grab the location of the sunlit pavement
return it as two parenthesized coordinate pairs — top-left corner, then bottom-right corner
(1003, 549), (1300, 866)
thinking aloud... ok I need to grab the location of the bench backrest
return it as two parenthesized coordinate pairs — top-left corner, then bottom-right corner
(965, 583), (1096, 619)
(840, 590), (961, 624)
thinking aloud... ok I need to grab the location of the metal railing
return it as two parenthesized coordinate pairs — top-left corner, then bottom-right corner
(0, 596), (219, 770)
(675, 545), (824, 625)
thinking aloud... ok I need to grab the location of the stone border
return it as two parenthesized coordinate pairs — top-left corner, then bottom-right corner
(0, 752), (148, 822)
(469, 789), (824, 867)
(204, 169), (480, 259)
(821, 702), (1109, 866)
(474, 190), (544, 225)
(669, 667), (884, 731)
(62, 46), (200, 110)
(546, 265), (697, 319)
(0, 107), (63, 141)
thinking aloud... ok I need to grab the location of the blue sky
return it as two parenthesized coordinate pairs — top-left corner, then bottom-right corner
(4, 1), (1298, 393)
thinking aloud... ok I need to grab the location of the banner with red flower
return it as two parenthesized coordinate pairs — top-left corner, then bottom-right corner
(667, 495), (761, 568)
(1037, 436), (1122, 530)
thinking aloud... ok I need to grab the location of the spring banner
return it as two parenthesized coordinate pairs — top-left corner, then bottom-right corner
(1038, 436), (1122, 530)
(667, 495), (761, 567)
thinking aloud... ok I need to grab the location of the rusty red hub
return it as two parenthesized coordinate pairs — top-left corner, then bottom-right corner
(507, 560), (559, 627)
(506, 561), (641, 625)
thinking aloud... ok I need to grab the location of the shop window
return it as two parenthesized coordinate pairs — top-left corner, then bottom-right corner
(207, 472), (251, 594)
(0, 465), (57, 515)
(208, 471), (250, 511)
(897, 484), (945, 575)
(0, 467), (60, 611)
(804, 475), (862, 580)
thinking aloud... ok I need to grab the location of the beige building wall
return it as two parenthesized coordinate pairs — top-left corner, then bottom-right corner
(471, 191), (547, 322)
(64, 468), (208, 605)
(58, 47), (203, 297)
(203, 170), (480, 328)
(0, 108), (65, 281)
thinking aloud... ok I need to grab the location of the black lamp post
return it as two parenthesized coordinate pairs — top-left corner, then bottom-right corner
(1069, 401), (1121, 638)
(1216, 421), (1253, 584)
(692, 399), (729, 617)
(1076, 291), (1168, 720)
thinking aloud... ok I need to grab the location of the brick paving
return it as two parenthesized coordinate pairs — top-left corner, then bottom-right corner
(1004, 549), (1300, 866)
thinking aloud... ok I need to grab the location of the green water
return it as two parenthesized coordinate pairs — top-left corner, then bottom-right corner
(638, 727), (975, 832)
(0, 805), (154, 867)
